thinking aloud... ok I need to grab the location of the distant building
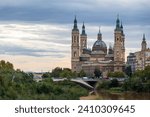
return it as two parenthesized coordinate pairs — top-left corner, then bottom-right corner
(135, 34), (150, 70)
(71, 16), (125, 77)
(127, 53), (136, 73)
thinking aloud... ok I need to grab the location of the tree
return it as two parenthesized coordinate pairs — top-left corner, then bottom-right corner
(42, 72), (51, 78)
(60, 69), (72, 79)
(78, 70), (86, 77)
(94, 68), (102, 78)
(51, 67), (62, 77)
(0, 61), (88, 99)
(72, 71), (77, 78)
(125, 65), (132, 77)
(108, 71), (125, 78)
(110, 79), (119, 87)
(96, 80), (111, 90)
(144, 65), (150, 81)
(0, 60), (14, 72)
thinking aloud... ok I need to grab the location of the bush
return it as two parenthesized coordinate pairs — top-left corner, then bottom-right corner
(110, 79), (119, 87)
(96, 81), (111, 90)
(109, 87), (123, 92)
(108, 71), (125, 78)
(0, 61), (88, 100)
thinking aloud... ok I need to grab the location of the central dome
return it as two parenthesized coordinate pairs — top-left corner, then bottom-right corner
(92, 40), (107, 53)
(92, 29), (107, 54)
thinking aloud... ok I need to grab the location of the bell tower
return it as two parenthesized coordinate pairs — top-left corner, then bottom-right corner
(71, 16), (80, 72)
(80, 22), (87, 54)
(114, 15), (125, 71)
(141, 34), (147, 51)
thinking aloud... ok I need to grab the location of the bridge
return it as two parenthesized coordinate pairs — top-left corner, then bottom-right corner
(32, 73), (100, 89)
(52, 78), (100, 89)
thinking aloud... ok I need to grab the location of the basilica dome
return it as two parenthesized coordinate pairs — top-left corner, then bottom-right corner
(92, 40), (107, 54)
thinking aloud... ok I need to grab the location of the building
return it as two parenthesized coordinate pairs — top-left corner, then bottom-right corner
(127, 53), (136, 73)
(135, 34), (150, 70)
(71, 16), (125, 77)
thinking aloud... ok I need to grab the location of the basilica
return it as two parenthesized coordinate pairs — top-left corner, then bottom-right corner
(71, 16), (125, 77)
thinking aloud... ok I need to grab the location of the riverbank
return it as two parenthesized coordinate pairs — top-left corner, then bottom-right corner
(80, 90), (150, 100)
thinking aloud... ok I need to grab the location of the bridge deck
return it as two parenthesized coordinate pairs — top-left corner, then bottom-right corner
(52, 78), (98, 89)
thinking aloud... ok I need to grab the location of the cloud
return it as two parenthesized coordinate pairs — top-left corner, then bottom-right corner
(0, 23), (70, 58)
(0, 43), (67, 57)
(0, 22), (149, 58)
(0, 0), (149, 25)
(0, 0), (149, 71)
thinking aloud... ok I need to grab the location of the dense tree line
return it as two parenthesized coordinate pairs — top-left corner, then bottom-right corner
(0, 60), (88, 99)
(0, 59), (149, 100)
(43, 67), (103, 79)
(97, 66), (150, 93)
(122, 66), (150, 92)
(42, 67), (86, 79)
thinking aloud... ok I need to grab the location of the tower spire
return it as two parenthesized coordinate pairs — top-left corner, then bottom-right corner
(98, 26), (101, 34)
(143, 33), (145, 41)
(72, 15), (78, 31)
(141, 33), (147, 51)
(120, 21), (124, 35)
(81, 22), (86, 35)
(120, 21), (123, 29)
(97, 26), (102, 40)
(116, 14), (121, 30)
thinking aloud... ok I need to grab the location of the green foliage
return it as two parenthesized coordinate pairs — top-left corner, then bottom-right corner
(78, 70), (86, 77)
(144, 66), (150, 80)
(95, 66), (150, 93)
(96, 81), (111, 90)
(51, 67), (62, 77)
(0, 60), (14, 71)
(42, 72), (51, 78)
(109, 87), (123, 93)
(122, 77), (143, 92)
(122, 66), (150, 92)
(50, 67), (85, 79)
(108, 71), (125, 78)
(72, 71), (78, 78)
(0, 60), (88, 99)
(109, 79), (119, 87)
(132, 70), (144, 79)
(96, 79), (119, 91)
(60, 69), (72, 79)
(94, 68), (102, 78)
(125, 65), (132, 77)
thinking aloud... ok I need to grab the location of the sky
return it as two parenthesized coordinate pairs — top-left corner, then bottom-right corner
(0, 0), (149, 72)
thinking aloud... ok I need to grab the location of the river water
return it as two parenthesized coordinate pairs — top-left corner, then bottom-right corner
(80, 91), (150, 100)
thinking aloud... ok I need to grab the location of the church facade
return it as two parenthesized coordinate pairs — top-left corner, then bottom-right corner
(71, 16), (125, 77)
(134, 34), (150, 70)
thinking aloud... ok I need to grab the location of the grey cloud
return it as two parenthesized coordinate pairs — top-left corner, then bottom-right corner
(0, 0), (149, 26)
(0, 44), (67, 58)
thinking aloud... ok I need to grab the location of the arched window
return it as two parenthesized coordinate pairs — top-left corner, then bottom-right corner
(72, 36), (73, 43)
(82, 40), (85, 46)
(116, 51), (119, 61)
(77, 36), (79, 42)
(74, 36), (76, 43)
(74, 52), (77, 57)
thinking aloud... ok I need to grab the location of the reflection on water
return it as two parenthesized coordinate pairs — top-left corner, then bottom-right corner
(97, 91), (150, 100)
(80, 91), (150, 100)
